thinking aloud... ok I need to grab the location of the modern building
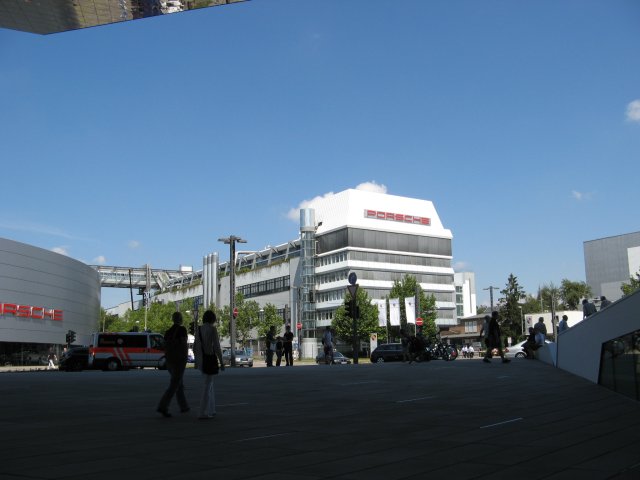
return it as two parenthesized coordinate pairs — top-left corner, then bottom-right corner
(106, 188), (462, 358)
(584, 231), (640, 302)
(0, 0), (246, 35)
(0, 237), (101, 365)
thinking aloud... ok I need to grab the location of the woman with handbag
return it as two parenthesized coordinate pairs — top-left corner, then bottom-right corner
(194, 310), (225, 419)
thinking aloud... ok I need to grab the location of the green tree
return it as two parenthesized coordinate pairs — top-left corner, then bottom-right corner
(621, 269), (640, 296)
(332, 287), (384, 347)
(387, 275), (438, 341)
(498, 273), (526, 340)
(216, 293), (258, 347)
(257, 303), (285, 341)
(538, 283), (563, 312)
(560, 279), (592, 310)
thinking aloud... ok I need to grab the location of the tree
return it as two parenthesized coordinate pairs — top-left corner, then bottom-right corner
(387, 275), (438, 341)
(538, 283), (563, 312)
(216, 293), (259, 348)
(256, 303), (284, 341)
(560, 279), (592, 310)
(621, 269), (640, 296)
(498, 273), (526, 340)
(332, 287), (384, 347)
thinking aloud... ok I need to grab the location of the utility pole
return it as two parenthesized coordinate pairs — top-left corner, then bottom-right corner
(484, 286), (500, 312)
(218, 235), (247, 367)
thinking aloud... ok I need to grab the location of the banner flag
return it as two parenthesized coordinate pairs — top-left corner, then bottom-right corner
(389, 298), (401, 326)
(372, 299), (387, 327)
(405, 296), (416, 324)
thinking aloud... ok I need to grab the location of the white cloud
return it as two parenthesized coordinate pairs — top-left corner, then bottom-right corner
(453, 261), (469, 271)
(354, 181), (387, 194)
(0, 221), (87, 240)
(51, 246), (69, 256)
(128, 240), (140, 249)
(626, 99), (640, 122)
(287, 182), (388, 221)
(571, 190), (583, 201)
(93, 255), (107, 265)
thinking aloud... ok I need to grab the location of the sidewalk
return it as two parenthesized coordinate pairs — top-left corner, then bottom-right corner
(1, 358), (639, 479)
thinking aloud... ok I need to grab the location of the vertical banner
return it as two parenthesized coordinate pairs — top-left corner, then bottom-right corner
(405, 296), (416, 324)
(389, 298), (401, 326)
(372, 299), (387, 327)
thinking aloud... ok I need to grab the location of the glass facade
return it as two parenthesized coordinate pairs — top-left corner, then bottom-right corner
(0, 0), (247, 35)
(317, 228), (452, 257)
(599, 329), (640, 402)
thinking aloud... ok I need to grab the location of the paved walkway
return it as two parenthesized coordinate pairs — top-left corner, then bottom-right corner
(1, 359), (639, 479)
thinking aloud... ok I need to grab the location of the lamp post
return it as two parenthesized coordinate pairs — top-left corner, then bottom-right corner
(218, 235), (247, 367)
(483, 286), (500, 312)
(518, 306), (524, 337)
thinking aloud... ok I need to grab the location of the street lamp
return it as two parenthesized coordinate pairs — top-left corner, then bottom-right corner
(218, 235), (247, 367)
(483, 286), (500, 312)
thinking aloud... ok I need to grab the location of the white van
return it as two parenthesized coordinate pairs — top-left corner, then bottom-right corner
(88, 332), (166, 371)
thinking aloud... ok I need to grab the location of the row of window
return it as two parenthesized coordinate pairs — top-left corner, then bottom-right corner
(237, 276), (290, 299)
(317, 228), (452, 257)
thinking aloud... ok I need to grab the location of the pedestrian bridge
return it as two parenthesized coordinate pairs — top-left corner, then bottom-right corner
(90, 265), (199, 291)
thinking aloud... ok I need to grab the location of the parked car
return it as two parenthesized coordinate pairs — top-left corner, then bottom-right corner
(315, 351), (351, 365)
(370, 343), (404, 363)
(503, 339), (552, 359)
(59, 347), (89, 371)
(222, 349), (253, 367)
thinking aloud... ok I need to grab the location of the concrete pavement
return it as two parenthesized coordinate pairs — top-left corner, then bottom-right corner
(1, 358), (639, 479)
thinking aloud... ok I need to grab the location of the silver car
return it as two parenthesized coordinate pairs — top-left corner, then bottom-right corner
(222, 349), (253, 367)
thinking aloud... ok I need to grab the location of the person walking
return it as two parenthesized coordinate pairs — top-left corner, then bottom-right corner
(283, 325), (294, 366)
(483, 311), (510, 364)
(47, 349), (57, 370)
(275, 336), (284, 366)
(322, 326), (334, 365)
(534, 317), (547, 338)
(582, 299), (597, 318)
(599, 296), (612, 310)
(479, 315), (491, 357)
(400, 328), (411, 362)
(265, 326), (276, 367)
(558, 315), (569, 334)
(157, 311), (190, 418)
(194, 310), (225, 419)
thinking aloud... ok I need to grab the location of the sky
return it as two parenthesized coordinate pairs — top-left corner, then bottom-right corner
(1, 0), (639, 309)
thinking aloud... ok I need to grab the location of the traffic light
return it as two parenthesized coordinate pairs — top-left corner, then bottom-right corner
(65, 330), (76, 345)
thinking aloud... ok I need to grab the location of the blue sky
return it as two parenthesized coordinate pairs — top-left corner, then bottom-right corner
(1, 0), (639, 308)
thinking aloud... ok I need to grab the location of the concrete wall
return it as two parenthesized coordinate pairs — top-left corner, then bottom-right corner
(0, 237), (101, 346)
(554, 290), (640, 383)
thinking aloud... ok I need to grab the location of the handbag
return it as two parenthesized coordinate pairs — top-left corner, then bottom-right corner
(198, 327), (219, 375)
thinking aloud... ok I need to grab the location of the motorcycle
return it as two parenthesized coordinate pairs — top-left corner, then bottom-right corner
(426, 341), (458, 361)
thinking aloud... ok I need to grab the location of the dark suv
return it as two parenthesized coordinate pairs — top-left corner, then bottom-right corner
(59, 347), (89, 371)
(370, 343), (404, 363)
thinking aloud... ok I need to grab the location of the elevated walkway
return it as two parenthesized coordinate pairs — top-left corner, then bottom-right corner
(91, 265), (195, 291)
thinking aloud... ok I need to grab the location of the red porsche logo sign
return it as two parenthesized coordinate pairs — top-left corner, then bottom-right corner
(364, 209), (431, 226)
(0, 303), (63, 321)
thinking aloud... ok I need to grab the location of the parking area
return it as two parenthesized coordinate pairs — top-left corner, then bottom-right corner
(1, 359), (639, 479)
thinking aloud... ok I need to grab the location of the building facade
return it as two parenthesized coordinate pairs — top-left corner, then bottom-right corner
(584, 231), (640, 302)
(0, 237), (101, 365)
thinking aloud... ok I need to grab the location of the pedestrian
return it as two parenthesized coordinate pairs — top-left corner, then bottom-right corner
(600, 296), (612, 310)
(400, 328), (411, 362)
(47, 349), (57, 369)
(534, 317), (547, 338)
(558, 314), (569, 334)
(194, 310), (225, 419)
(283, 325), (295, 366)
(582, 298), (597, 318)
(265, 326), (276, 367)
(523, 327), (540, 359)
(483, 311), (510, 364)
(479, 314), (491, 356)
(468, 344), (475, 358)
(322, 326), (334, 365)
(275, 336), (284, 366)
(461, 344), (468, 358)
(157, 311), (190, 418)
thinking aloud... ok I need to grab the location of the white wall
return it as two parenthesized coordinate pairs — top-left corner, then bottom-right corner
(0, 237), (101, 346)
(555, 290), (640, 383)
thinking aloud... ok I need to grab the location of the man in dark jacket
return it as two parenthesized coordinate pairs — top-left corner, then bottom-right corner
(157, 311), (190, 417)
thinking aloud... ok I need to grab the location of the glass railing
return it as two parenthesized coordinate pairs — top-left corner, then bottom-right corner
(599, 329), (640, 401)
